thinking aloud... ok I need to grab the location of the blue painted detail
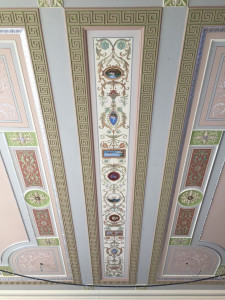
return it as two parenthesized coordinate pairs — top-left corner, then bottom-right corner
(110, 111), (117, 125)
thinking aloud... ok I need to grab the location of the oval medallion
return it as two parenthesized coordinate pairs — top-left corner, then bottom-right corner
(178, 190), (203, 207)
(25, 190), (50, 207)
(105, 68), (122, 80)
(108, 171), (120, 181)
(109, 111), (118, 126)
(109, 214), (120, 222)
(107, 193), (121, 203)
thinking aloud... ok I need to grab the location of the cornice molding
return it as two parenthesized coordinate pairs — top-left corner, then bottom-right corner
(0, 289), (225, 299)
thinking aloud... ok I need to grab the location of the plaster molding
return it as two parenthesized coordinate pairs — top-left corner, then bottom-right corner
(38, 0), (63, 7)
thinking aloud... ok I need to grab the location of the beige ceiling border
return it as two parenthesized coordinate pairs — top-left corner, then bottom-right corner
(148, 8), (225, 284)
(65, 8), (161, 284)
(0, 9), (81, 284)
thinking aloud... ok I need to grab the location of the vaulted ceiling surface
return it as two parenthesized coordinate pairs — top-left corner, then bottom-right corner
(0, 1), (225, 294)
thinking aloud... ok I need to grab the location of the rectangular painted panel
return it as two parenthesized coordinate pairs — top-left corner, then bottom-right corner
(16, 150), (43, 188)
(33, 209), (54, 236)
(190, 130), (222, 145)
(185, 149), (211, 187)
(5, 132), (38, 146)
(102, 149), (126, 158)
(174, 208), (195, 236)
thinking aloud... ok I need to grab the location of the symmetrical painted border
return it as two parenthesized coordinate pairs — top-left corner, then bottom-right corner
(148, 8), (225, 284)
(66, 8), (161, 284)
(0, 10), (81, 284)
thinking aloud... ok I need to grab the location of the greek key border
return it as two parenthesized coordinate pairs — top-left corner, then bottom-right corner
(65, 8), (161, 284)
(148, 8), (225, 284)
(0, 9), (81, 284)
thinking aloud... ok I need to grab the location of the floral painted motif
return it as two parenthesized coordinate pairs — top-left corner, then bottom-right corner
(33, 209), (54, 236)
(178, 190), (203, 207)
(37, 238), (59, 246)
(169, 238), (191, 246)
(5, 132), (38, 146)
(25, 190), (50, 207)
(16, 150), (43, 188)
(174, 208), (195, 236)
(190, 131), (222, 145)
(185, 149), (212, 187)
(94, 37), (132, 277)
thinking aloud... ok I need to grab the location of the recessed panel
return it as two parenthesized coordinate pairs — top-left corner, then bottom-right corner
(87, 29), (143, 280)
(0, 155), (28, 260)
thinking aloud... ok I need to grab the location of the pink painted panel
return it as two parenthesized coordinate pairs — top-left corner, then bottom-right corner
(164, 246), (219, 276)
(16, 150), (43, 188)
(33, 209), (54, 236)
(201, 165), (225, 249)
(0, 156), (27, 258)
(11, 247), (64, 275)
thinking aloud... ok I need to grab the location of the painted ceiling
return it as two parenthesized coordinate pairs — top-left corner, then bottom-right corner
(1, 0), (225, 298)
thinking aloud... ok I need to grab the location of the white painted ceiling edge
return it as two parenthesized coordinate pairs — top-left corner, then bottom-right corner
(1, 288), (225, 299)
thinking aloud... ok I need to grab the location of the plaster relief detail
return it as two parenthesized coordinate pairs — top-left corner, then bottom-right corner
(164, 0), (188, 6)
(185, 149), (212, 188)
(33, 209), (54, 236)
(10, 247), (64, 275)
(0, 57), (18, 121)
(38, 0), (63, 7)
(164, 246), (219, 276)
(16, 150), (43, 188)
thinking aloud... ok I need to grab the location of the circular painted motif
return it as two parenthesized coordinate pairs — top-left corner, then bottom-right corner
(109, 214), (120, 222)
(25, 190), (50, 207)
(108, 171), (120, 181)
(178, 190), (203, 207)
(104, 68), (122, 80)
(107, 193), (121, 203)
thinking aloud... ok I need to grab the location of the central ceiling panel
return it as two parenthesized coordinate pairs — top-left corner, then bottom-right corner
(66, 8), (161, 283)
(87, 29), (143, 280)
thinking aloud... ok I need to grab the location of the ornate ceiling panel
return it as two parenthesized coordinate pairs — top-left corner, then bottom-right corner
(150, 8), (225, 285)
(1, 2), (225, 297)
(0, 10), (80, 284)
(66, 8), (161, 283)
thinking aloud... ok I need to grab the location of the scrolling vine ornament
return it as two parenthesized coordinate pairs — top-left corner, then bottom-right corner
(94, 38), (132, 277)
